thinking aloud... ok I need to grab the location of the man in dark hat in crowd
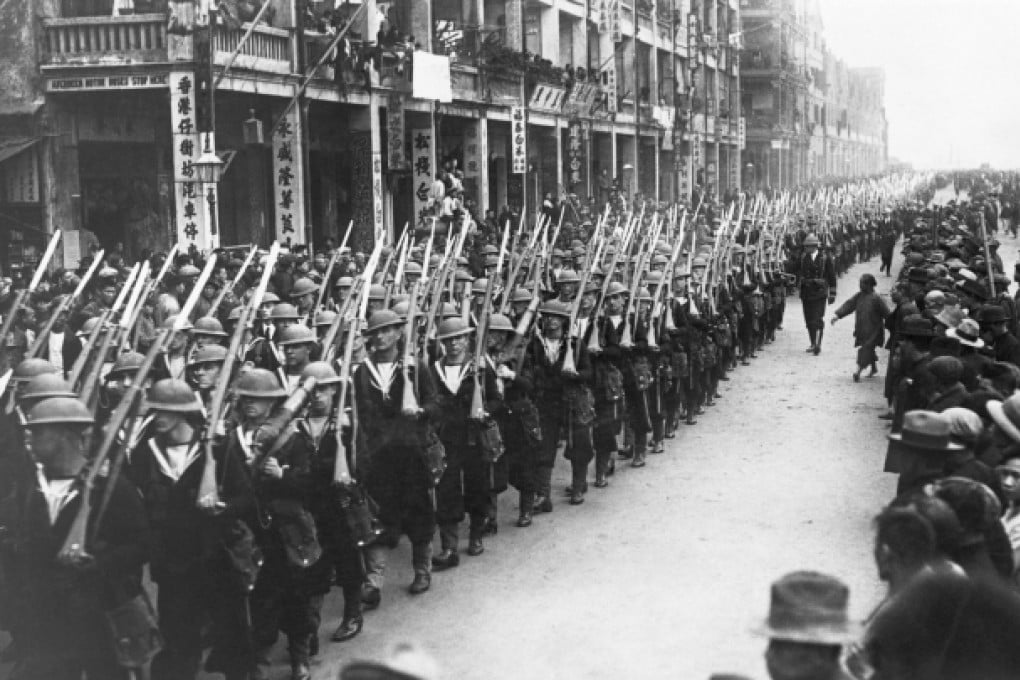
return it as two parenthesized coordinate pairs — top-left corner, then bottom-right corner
(886, 410), (967, 496)
(798, 234), (837, 356)
(750, 571), (859, 680)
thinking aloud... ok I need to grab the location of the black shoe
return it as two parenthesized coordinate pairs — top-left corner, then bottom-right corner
(361, 584), (381, 611)
(741, 360), (750, 366)
(713, 393), (722, 399)
(813, 345), (821, 356)
(569, 490), (585, 505)
(806, 345), (816, 353)
(517, 511), (533, 527)
(877, 412), (894, 421)
(409, 572), (431, 594)
(432, 549), (460, 570)
(853, 371), (861, 383)
(594, 472), (608, 488)
(616, 446), (633, 459)
(331, 615), (363, 642)
(631, 457), (646, 468)
(467, 537), (484, 556)
(483, 517), (498, 535)
(533, 495), (553, 513)
(719, 375), (730, 381)
(664, 427), (676, 438)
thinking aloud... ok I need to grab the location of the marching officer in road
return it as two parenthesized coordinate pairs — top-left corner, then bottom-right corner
(798, 234), (838, 355)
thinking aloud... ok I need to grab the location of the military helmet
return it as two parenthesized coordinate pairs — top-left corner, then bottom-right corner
(76, 316), (102, 338)
(455, 270), (475, 283)
(803, 234), (821, 247)
(314, 310), (337, 328)
(391, 300), (412, 320)
(188, 344), (229, 367)
(261, 292), (281, 305)
(510, 287), (532, 303)
(178, 264), (201, 278)
(107, 351), (146, 379)
(403, 261), (423, 275)
(21, 374), (76, 403)
(436, 318), (472, 340)
(635, 287), (653, 301)
(644, 271), (665, 286)
(556, 270), (581, 285)
(25, 396), (94, 427)
(162, 314), (194, 331)
(488, 313), (514, 333)
(605, 281), (628, 298)
(227, 305), (244, 321)
(269, 303), (300, 321)
(364, 309), (403, 334)
(12, 358), (58, 384)
(233, 368), (287, 398)
(145, 378), (204, 413)
(482, 244), (499, 256)
(300, 361), (342, 386)
(334, 276), (354, 289)
(438, 302), (461, 319)
(368, 284), (387, 301)
(276, 325), (317, 346)
(290, 278), (319, 299)
(651, 254), (670, 266)
(472, 278), (490, 295)
(539, 300), (571, 318)
(192, 316), (227, 337)
(692, 256), (708, 268)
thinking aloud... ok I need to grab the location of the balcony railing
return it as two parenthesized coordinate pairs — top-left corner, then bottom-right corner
(214, 22), (291, 75)
(42, 13), (167, 65)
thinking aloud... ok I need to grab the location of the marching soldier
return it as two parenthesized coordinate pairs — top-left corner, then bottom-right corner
(429, 317), (501, 565)
(355, 310), (440, 601)
(128, 379), (254, 680)
(798, 234), (838, 355)
(0, 397), (150, 680)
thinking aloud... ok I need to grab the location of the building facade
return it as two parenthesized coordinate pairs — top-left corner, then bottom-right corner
(738, 0), (886, 191)
(0, 0), (744, 271)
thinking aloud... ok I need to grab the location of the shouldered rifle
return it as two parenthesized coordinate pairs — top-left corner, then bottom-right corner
(58, 328), (169, 567)
(27, 250), (105, 360)
(196, 243), (281, 510)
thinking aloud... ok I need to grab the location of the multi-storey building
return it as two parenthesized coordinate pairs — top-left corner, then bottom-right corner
(0, 0), (742, 271)
(738, 0), (886, 190)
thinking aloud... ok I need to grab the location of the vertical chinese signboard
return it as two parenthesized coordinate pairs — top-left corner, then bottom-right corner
(387, 94), (405, 170)
(738, 116), (746, 149)
(510, 107), (527, 174)
(567, 118), (585, 190)
(170, 71), (212, 250)
(372, 152), (384, 236)
(610, 0), (621, 43)
(412, 128), (433, 231)
(272, 105), (306, 246)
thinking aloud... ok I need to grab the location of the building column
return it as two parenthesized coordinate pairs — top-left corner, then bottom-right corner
(555, 121), (564, 200)
(475, 115), (489, 220)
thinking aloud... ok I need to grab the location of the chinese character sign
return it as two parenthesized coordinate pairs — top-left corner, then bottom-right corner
(412, 128), (433, 231)
(510, 107), (527, 175)
(567, 118), (586, 189)
(170, 70), (212, 249)
(372, 152), (385, 236)
(610, 0), (622, 43)
(739, 116), (746, 150)
(272, 104), (306, 246)
(387, 94), (405, 169)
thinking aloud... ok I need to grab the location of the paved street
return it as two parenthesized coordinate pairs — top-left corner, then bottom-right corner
(303, 252), (904, 680)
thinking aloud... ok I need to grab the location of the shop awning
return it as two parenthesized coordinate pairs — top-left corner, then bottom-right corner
(0, 137), (39, 164)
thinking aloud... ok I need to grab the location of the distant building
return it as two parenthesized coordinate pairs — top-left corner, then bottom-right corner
(738, 0), (886, 190)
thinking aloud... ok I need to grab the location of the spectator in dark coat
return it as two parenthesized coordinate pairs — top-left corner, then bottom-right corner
(831, 273), (891, 382)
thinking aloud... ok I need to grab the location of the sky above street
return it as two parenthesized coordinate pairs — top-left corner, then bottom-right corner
(817, 0), (1019, 170)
